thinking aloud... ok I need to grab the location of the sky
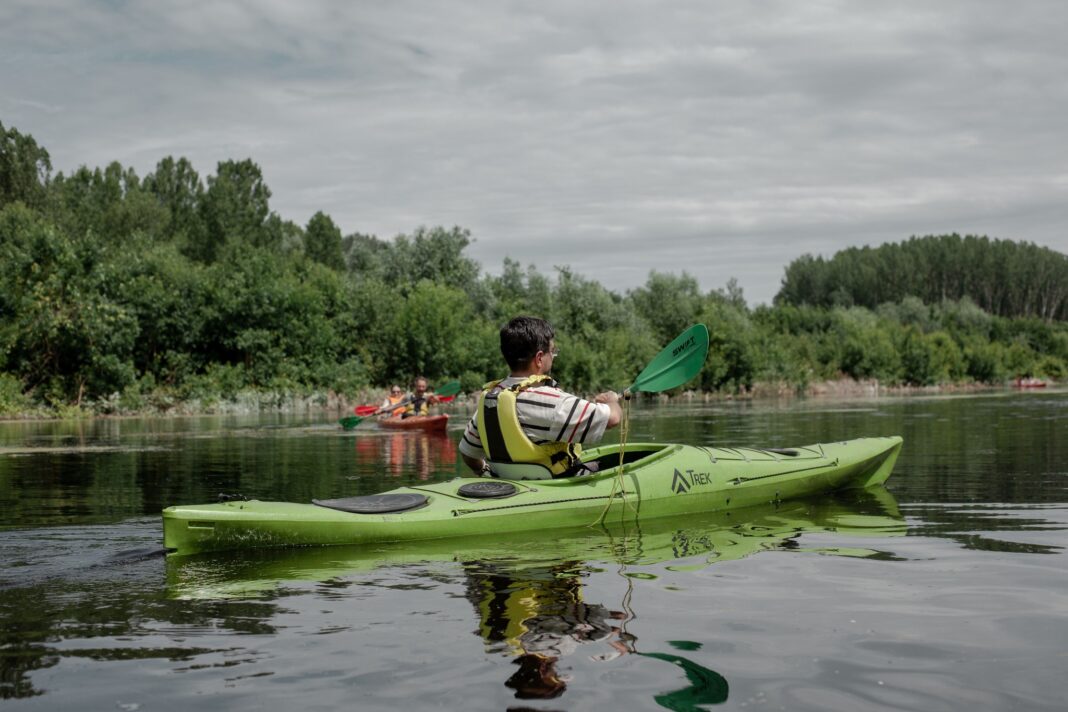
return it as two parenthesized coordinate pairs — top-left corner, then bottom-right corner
(2, 0), (1066, 305)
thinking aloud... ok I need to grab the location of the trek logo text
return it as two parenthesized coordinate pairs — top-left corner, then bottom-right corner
(671, 468), (714, 494)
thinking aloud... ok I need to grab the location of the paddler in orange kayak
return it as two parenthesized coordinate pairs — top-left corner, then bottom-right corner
(400, 376), (440, 419)
(379, 385), (407, 418)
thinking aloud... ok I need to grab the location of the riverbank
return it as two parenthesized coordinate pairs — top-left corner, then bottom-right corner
(0, 377), (1056, 421)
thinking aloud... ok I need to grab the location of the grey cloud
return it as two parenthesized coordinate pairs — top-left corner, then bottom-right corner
(2, 0), (1065, 306)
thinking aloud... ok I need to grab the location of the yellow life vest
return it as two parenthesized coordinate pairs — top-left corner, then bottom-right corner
(468, 565), (585, 656)
(405, 397), (430, 416)
(476, 375), (581, 478)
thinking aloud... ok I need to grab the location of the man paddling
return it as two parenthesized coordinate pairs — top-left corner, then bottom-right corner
(401, 376), (437, 419)
(459, 316), (621, 478)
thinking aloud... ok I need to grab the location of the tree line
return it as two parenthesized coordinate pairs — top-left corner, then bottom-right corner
(1, 120), (1066, 415)
(776, 234), (1068, 321)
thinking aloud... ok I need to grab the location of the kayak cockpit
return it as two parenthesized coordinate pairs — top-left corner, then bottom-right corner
(580, 442), (676, 472)
(486, 443), (675, 481)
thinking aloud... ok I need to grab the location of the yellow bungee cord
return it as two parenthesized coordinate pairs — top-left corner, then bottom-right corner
(593, 392), (639, 526)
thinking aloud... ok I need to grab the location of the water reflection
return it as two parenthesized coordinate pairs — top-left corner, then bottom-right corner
(352, 432), (457, 480)
(463, 558), (730, 708)
(902, 503), (1066, 554)
(0, 525), (281, 700)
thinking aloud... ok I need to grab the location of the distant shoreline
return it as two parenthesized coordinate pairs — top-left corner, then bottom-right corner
(0, 378), (1058, 422)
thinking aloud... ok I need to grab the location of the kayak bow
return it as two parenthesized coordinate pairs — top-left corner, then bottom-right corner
(163, 436), (902, 556)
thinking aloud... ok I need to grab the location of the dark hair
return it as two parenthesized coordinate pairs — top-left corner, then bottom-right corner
(500, 316), (555, 370)
(504, 654), (566, 699)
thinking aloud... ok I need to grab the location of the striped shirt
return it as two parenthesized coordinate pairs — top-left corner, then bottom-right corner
(458, 377), (611, 462)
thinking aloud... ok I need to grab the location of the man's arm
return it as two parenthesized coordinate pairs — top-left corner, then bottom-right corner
(461, 453), (487, 475)
(594, 391), (622, 429)
(458, 412), (489, 475)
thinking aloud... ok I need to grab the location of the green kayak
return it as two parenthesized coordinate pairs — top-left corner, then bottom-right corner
(167, 487), (905, 598)
(162, 436), (902, 556)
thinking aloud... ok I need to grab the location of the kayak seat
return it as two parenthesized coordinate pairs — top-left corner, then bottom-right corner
(487, 461), (555, 480)
(312, 493), (428, 514)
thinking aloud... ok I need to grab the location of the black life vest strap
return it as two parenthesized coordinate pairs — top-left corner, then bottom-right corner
(481, 385), (511, 463)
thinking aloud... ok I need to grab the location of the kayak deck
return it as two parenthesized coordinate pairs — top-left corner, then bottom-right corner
(163, 436), (902, 555)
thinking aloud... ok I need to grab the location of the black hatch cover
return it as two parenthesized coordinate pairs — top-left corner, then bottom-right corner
(457, 481), (517, 498)
(313, 493), (428, 514)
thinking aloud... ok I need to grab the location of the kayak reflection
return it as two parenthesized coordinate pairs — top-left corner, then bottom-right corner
(352, 431), (457, 479)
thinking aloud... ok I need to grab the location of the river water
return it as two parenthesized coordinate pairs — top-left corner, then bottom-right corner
(1, 390), (1066, 710)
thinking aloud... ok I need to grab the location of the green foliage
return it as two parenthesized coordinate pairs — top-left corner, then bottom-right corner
(194, 159), (275, 261)
(963, 342), (1005, 384)
(1003, 341), (1038, 378)
(899, 328), (938, 385)
(143, 155), (204, 244)
(2, 121), (1066, 414)
(1035, 356), (1066, 380)
(0, 372), (31, 414)
(304, 211), (345, 271)
(373, 281), (486, 383)
(46, 162), (168, 243)
(628, 271), (703, 344)
(0, 203), (139, 400)
(479, 257), (553, 324)
(699, 300), (756, 392)
(0, 121), (51, 210)
(897, 329), (965, 385)
(376, 226), (480, 294)
(839, 327), (901, 382)
(778, 234), (1068, 321)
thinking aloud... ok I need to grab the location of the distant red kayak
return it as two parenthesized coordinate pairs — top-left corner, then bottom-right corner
(377, 415), (450, 432)
(1014, 377), (1048, 388)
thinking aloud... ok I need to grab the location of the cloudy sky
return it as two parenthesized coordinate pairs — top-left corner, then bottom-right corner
(3, 0), (1066, 304)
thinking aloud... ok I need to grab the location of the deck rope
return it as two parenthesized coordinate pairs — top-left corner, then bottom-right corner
(593, 392), (638, 526)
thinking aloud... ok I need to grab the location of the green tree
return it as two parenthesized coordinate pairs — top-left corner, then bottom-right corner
(0, 121), (51, 210)
(378, 281), (481, 382)
(0, 204), (137, 403)
(699, 299), (757, 392)
(628, 271), (704, 344)
(963, 342), (1005, 383)
(380, 226), (481, 293)
(143, 156), (204, 244)
(304, 211), (345, 270)
(47, 162), (167, 243)
(194, 159), (274, 261)
(777, 234), (1068, 321)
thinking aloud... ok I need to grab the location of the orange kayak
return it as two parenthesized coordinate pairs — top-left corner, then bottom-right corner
(377, 415), (449, 432)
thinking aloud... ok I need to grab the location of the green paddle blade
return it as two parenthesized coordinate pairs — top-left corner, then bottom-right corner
(629, 324), (709, 394)
(339, 415), (364, 430)
(433, 380), (462, 398)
